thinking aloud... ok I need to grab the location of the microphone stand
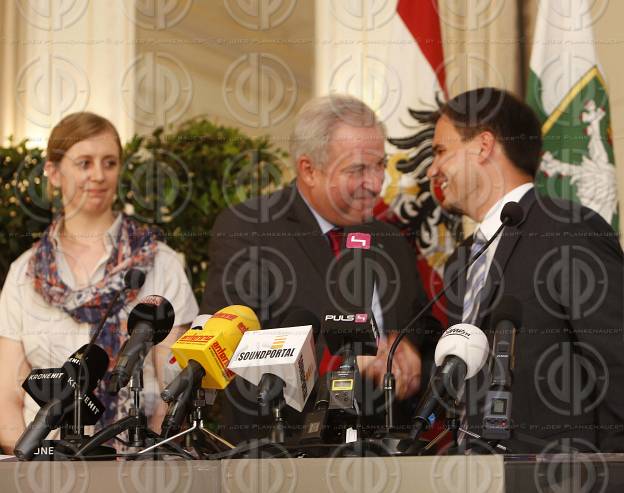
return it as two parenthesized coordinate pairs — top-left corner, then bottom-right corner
(127, 366), (149, 448)
(138, 389), (235, 458)
(72, 287), (125, 439)
(257, 374), (287, 444)
(384, 215), (516, 432)
(70, 270), (145, 456)
(75, 362), (162, 457)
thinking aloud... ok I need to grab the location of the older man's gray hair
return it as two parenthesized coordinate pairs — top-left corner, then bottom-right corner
(289, 94), (385, 169)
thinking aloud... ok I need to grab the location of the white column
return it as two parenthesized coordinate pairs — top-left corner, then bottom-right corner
(0, 1), (136, 146)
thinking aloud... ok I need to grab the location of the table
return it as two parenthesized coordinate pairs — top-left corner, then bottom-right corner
(2, 454), (624, 492)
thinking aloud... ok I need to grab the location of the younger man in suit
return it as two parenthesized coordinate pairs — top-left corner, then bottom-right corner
(429, 87), (624, 452)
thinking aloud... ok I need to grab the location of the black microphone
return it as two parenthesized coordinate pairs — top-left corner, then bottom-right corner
(482, 295), (521, 441)
(384, 201), (524, 430)
(160, 363), (204, 438)
(73, 269), (145, 433)
(338, 224), (377, 313)
(161, 360), (205, 403)
(84, 269), (146, 355)
(106, 295), (175, 394)
(15, 345), (109, 460)
(280, 309), (335, 443)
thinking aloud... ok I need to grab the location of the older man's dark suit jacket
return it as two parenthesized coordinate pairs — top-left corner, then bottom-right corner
(444, 188), (624, 453)
(201, 184), (439, 442)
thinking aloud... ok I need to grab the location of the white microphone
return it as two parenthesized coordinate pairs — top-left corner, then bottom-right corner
(406, 324), (489, 442)
(190, 313), (212, 330)
(434, 323), (489, 379)
(228, 325), (317, 412)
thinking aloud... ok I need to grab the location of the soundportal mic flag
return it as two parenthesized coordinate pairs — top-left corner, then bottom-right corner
(228, 326), (317, 412)
(527, 0), (619, 231)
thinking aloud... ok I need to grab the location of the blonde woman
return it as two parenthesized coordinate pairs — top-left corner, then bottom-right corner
(0, 112), (198, 453)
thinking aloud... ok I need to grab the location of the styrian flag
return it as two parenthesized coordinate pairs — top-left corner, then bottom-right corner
(527, 0), (618, 230)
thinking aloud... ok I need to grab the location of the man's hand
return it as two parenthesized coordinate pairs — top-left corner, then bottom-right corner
(357, 333), (422, 400)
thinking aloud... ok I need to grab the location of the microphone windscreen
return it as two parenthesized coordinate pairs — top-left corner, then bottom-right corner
(171, 305), (260, 389)
(434, 324), (489, 379)
(62, 344), (110, 394)
(127, 295), (175, 345)
(500, 202), (523, 226)
(491, 295), (522, 328)
(124, 269), (146, 290)
(191, 313), (212, 330)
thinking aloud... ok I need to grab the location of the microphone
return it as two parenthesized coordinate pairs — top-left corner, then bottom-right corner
(321, 312), (379, 356)
(106, 295), (175, 394)
(73, 269), (145, 433)
(273, 310), (344, 443)
(229, 321), (318, 413)
(404, 324), (489, 445)
(164, 313), (212, 371)
(337, 225), (377, 312)
(482, 296), (521, 441)
(162, 305), (260, 401)
(191, 313), (212, 330)
(85, 269), (146, 354)
(384, 201), (524, 430)
(159, 361), (204, 437)
(300, 313), (379, 442)
(15, 345), (109, 460)
(499, 201), (524, 227)
(159, 305), (260, 438)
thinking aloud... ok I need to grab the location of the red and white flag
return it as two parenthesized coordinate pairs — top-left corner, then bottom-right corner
(316, 0), (462, 324)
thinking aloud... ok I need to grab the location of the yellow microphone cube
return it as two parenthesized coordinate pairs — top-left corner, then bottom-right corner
(171, 305), (260, 389)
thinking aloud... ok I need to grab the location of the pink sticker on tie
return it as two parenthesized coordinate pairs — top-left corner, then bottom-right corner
(355, 313), (368, 323)
(346, 232), (371, 249)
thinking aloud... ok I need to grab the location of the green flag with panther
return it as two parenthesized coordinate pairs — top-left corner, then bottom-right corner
(527, 0), (618, 231)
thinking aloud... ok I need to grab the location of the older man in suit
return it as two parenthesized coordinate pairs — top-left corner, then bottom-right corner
(201, 94), (438, 442)
(429, 87), (624, 453)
